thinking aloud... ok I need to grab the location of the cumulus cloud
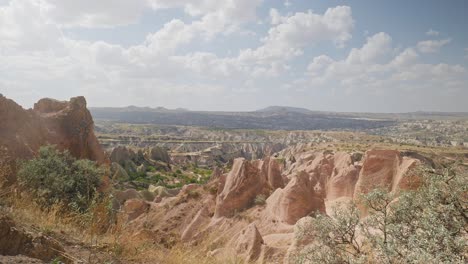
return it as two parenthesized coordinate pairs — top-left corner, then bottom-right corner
(40, 0), (149, 27)
(148, 0), (263, 23)
(0, 1), (467, 111)
(346, 32), (393, 64)
(269, 8), (282, 25)
(240, 6), (354, 64)
(303, 33), (466, 102)
(426, 29), (439, 36)
(417, 39), (451, 53)
(0, 0), (64, 52)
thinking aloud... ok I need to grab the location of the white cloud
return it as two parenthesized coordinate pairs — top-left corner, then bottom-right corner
(0, 0), (64, 52)
(40, 0), (149, 28)
(148, 0), (263, 23)
(269, 8), (282, 25)
(426, 29), (439, 36)
(303, 33), (467, 99)
(284, 0), (292, 7)
(346, 32), (393, 64)
(241, 6), (354, 64)
(1, 1), (466, 112)
(417, 39), (451, 53)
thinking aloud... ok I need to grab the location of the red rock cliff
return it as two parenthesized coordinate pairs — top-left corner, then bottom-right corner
(0, 95), (107, 186)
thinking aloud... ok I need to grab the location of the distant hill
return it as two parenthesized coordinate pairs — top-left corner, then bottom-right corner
(90, 107), (395, 131)
(255, 106), (314, 114)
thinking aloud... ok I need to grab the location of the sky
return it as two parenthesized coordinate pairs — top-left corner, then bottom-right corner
(0, 0), (467, 112)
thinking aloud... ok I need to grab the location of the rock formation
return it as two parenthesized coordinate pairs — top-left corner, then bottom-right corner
(234, 223), (264, 263)
(354, 150), (420, 195)
(150, 146), (171, 164)
(266, 171), (325, 225)
(0, 215), (64, 262)
(214, 158), (267, 218)
(0, 95), (107, 186)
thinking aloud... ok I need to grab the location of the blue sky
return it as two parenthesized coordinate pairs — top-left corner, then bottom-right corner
(0, 0), (467, 112)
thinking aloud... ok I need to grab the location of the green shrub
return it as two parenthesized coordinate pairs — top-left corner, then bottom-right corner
(254, 194), (267, 206)
(18, 145), (104, 212)
(295, 165), (468, 263)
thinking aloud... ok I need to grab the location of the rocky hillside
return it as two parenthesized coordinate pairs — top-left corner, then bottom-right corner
(114, 147), (435, 263)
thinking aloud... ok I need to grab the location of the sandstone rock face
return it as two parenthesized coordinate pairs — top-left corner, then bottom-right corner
(0, 95), (107, 186)
(265, 151), (360, 224)
(327, 152), (360, 200)
(33, 97), (106, 164)
(353, 150), (420, 197)
(214, 157), (286, 218)
(180, 206), (211, 241)
(0, 215), (64, 262)
(110, 146), (136, 165)
(258, 157), (284, 190)
(150, 146), (171, 164)
(123, 199), (150, 222)
(114, 189), (142, 206)
(214, 158), (267, 218)
(234, 223), (264, 263)
(266, 171), (325, 225)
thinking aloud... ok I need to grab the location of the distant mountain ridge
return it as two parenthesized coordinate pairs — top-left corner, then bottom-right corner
(90, 106), (395, 131)
(255, 106), (314, 114)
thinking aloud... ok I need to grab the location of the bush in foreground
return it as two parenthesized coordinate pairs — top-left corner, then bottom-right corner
(295, 165), (467, 264)
(18, 145), (104, 213)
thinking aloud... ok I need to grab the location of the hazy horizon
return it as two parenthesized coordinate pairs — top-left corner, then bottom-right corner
(1, 0), (467, 112)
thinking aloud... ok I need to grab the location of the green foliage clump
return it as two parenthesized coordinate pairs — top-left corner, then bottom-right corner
(294, 166), (468, 264)
(254, 194), (267, 206)
(18, 145), (104, 212)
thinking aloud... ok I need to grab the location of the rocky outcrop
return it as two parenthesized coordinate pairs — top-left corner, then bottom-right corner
(234, 223), (264, 263)
(258, 157), (284, 190)
(0, 95), (107, 186)
(214, 158), (267, 218)
(353, 150), (420, 200)
(327, 152), (360, 200)
(150, 146), (171, 163)
(110, 146), (137, 165)
(266, 171), (325, 225)
(0, 215), (64, 262)
(122, 199), (150, 222)
(265, 152), (359, 224)
(33, 97), (107, 164)
(214, 157), (285, 218)
(180, 206), (211, 242)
